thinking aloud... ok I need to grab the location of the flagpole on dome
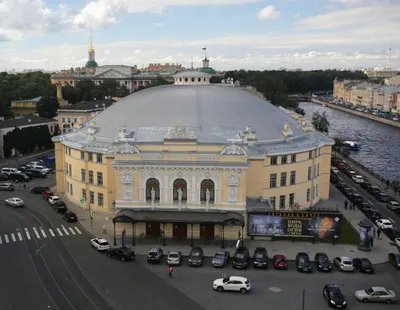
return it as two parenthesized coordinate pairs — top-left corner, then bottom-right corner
(202, 47), (207, 59)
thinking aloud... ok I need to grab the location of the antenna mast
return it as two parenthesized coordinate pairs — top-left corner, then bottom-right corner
(388, 39), (392, 68)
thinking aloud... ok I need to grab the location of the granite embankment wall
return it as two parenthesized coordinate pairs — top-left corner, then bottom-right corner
(310, 98), (400, 129)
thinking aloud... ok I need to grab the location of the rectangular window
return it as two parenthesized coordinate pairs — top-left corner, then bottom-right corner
(308, 167), (312, 180)
(269, 196), (276, 209)
(65, 163), (68, 174)
(306, 188), (311, 202)
(279, 195), (286, 210)
(82, 189), (86, 199)
(289, 193), (295, 206)
(317, 163), (320, 176)
(97, 172), (103, 186)
(309, 150), (313, 159)
(313, 186), (316, 199)
(314, 149), (318, 157)
(270, 156), (277, 165)
(81, 168), (85, 182)
(291, 154), (296, 163)
(80, 151), (84, 160)
(281, 155), (287, 164)
(270, 174), (277, 188)
(316, 184), (319, 197)
(69, 183), (73, 196)
(290, 171), (296, 185)
(88, 152), (93, 161)
(67, 118), (71, 122)
(98, 193), (104, 206)
(280, 172), (287, 186)
(89, 191), (94, 204)
(66, 181), (69, 193)
(65, 146), (68, 154)
(88, 170), (94, 184)
(73, 118), (78, 123)
(68, 164), (72, 177)
(314, 165), (317, 178)
(96, 154), (103, 163)
(62, 117), (65, 122)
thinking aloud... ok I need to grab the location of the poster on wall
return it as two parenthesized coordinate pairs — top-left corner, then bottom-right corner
(248, 213), (341, 240)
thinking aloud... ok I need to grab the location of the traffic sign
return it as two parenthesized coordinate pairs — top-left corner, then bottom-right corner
(80, 197), (85, 205)
(90, 210), (96, 218)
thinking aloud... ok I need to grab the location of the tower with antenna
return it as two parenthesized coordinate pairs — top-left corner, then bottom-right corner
(388, 40), (392, 68)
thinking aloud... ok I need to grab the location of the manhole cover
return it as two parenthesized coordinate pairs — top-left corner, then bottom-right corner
(269, 287), (282, 293)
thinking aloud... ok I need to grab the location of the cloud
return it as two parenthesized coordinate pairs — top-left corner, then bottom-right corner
(293, 12), (300, 19)
(256, 5), (280, 19)
(153, 23), (164, 26)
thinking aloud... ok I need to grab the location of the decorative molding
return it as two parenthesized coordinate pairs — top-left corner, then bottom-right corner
(197, 155), (220, 162)
(227, 175), (239, 186)
(108, 142), (140, 154)
(239, 126), (257, 142)
(227, 174), (239, 204)
(116, 126), (135, 142)
(121, 171), (133, 201)
(220, 144), (247, 156)
(141, 154), (163, 161)
(281, 122), (293, 137)
(164, 124), (197, 141)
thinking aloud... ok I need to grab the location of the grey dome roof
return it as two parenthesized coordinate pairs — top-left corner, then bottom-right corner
(173, 71), (211, 78)
(78, 84), (305, 142)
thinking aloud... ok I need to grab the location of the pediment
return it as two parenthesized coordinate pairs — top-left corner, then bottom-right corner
(94, 69), (130, 79)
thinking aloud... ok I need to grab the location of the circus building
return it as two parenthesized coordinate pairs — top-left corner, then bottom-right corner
(53, 70), (334, 243)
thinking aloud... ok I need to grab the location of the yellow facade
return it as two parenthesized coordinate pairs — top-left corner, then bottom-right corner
(57, 111), (101, 133)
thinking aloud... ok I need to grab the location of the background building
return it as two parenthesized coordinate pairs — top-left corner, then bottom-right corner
(385, 75), (400, 86)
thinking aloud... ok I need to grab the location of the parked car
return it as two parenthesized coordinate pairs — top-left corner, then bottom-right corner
(0, 182), (14, 191)
(253, 247), (268, 269)
(1, 167), (20, 175)
(361, 181), (372, 191)
(352, 175), (364, 183)
(232, 247), (250, 269)
(343, 189), (354, 199)
(17, 165), (28, 172)
(30, 186), (50, 194)
(90, 238), (111, 251)
(375, 192), (389, 202)
(367, 186), (381, 196)
(106, 247), (135, 261)
(213, 276), (251, 294)
(375, 219), (393, 230)
(211, 250), (230, 268)
(8, 172), (30, 182)
(388, 253), (400, 270)
(62, 211), (77, 222)
(31, 165), (50, 174)
(147, 248), (164, 263)
(356, 202), (372, 212)
(336, 183), (351, 194)
(314, 252), (332, 272)
(0, 173), (9, 181)
(395, 237), (400, 248)
(366, 209), (382, 222)
(42, 190), (54, 200)
(333, 256), (354, 272)
(352, 257), (374, 273)
(295, 252), (312, 273)
(188, 247), (204, 267)
(167, 251), (182, 266)
(330, 174), (339, 184)
(331, 167), (340, 175)
(5, 197), (24, 207)
(26, 168), (46, 179)
(349, 193), (363, 204)
(387, 201), (400, 211)
(354, 287), (396, 304)
(273, 254), (288, 270)
(382, 227), (400, 241)
(322, 284), (347, 308)
(48, 196), (60, 205)
(53, 201), (67, 213)
(346, 170), (357, 178)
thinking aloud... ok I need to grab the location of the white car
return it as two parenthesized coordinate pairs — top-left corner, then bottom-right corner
(48, 196), (60, 205)
(395, 237), (400, 248)
(333, 256), (354, 272)
(213, 276), (251, 294)
(5, 197), (24, 207)
(32, 165), (50, 174)
(331, 167), (339, 175)
(90, 238), (111, 251)
(375, 219), (393, 230)
(352, 175), (364, 183)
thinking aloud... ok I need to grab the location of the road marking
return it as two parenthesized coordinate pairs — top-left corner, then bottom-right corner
(368, 200), (373, 204)
(74, 227), (82, 234)
(68, 227), (76, 235)
(352, 187), (357, 191)
(4, 234), (9, 243)
(24, 228), (31, 240)
(40, 228), (47, 238)
(62, 226), (70, 236)
(56, 228), (63, 236)
(49, 229), (55, 237)
(32, 227), (40, 239)
(389, 218), (395, 223)
(11, 233), (16, 242)
(17, 232), (23, 241)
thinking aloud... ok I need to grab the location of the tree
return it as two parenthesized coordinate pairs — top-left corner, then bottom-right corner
(311, 111), (330, 134)
(295, 107), (305, 116)
(36, 96), (59, 118)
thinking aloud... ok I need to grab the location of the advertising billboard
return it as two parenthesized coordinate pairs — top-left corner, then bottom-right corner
(248, 213), (341, 240)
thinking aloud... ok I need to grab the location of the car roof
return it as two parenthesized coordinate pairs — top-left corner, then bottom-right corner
(379, 219), (391, 222)
(341, 256), (351, 260)
(390, 201), (400, 204)
(371, 287), (387, 291)
(360, 258), (371, 263)
(96, 238), (108, 243)
(149, 247), (161, 252)
(297, 252), (309, 256)
(274, 254), (285, 258)
(229, 276), (247, 282)
(9, 197), (22, 200)
(169, 251), (181, 255)
(51, 196), (59, 199)
(316, 252), (328, 256)
(65, 211), (75, 215)
(255, 247), (267, 252)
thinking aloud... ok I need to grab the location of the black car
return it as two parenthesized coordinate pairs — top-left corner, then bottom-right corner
(30, 186), (50, 194)
(314, 252), (332, 272)
(295, 252), (312, 272)
(147, 247), (163, 263)
(232, 246), (250, 269)
(343, 189), (354, 199)
(366, 209), (382, 222)
(356, 202), (372, 213)
(361, 181), (372, 191)
(330, 174), (339, 184)
(8, 172), (30, 182)
(188, 247), (204, 266)
(382, 227), (400, 241)
(336, 183), (351, 194)
(367, 186), (381, 196)
(106, 247), (135, 261)
(0, 173), (9, 181)
(352, 257), (374, 273)
(53, 201), (67, 213)
(253, 247), (268, 269)
(26, 169), (46, 178)
(349, 193), (363, 204)
(62, 211), (77, 222)
(17, 165), (28, 172)
(323, 284), (347, 308)
(388, 253), (400, 270)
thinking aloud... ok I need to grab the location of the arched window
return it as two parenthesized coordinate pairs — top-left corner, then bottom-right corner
(146, 178), (160, 202)
(173, 178), (187, 202)
(185, 78), (188, 82)
(179, 77), (182, 82)
(200, 179), (215, 203)
(198, 78), (201, 82)
(204, 78), (206, 82)
(191, 78), (195, 82)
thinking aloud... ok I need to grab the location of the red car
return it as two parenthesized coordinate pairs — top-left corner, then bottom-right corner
(273, 255), (288, 270)
(42, 190), (54, 200)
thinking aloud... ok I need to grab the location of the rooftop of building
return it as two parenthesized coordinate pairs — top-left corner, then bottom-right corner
(377, 85), (400, 94)
(0, 115), (56, 129)
(11, 96), (42, 103)
(58, 99), (115, 112)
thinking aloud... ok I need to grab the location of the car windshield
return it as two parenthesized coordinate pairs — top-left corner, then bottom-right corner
(235, 253), (245, 259)
(330, 291), (343, 299)
(319, 257), (329, 263)
(99, 242), (109, 246)
(169, 253), (179, 258)
(365, 288), (374, 295)
(299, 257), (309, 263)
(276, 257), (285, 262)
(149, 251), (158, 255)
(255, 253), (265, 259)
(343, 260), (352, 265)
(191, 251), (201, 257)
(215, 252), (225, 258)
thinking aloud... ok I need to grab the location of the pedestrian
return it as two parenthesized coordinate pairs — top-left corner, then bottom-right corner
(168, 266), (173, 278)
(348, 201), (352, 210)
(377, 227), (381, 239)
(373, 227), (376, 238)
(23, 182), (26, 190)
(344, 200), (348, 210)
(386, 180), (390, 189)
(370, 236), (374, 248)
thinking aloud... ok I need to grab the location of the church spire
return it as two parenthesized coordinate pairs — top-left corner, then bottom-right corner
(89, 26), (94, 53)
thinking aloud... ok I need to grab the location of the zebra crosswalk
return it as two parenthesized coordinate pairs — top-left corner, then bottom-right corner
(0, 226), (83, 245)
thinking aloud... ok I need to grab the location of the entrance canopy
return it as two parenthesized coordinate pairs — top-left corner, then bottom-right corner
(113, 209), (244, 227)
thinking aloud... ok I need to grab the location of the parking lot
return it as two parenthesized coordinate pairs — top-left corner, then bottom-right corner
(136, 255), (400, 310)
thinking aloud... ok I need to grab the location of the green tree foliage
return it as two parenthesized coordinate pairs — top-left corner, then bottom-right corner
(210, 76), (222, 83)
(294, 107), (305, 116)
(134, 78), (172, 92)
(311, 111), (330, 134)
(36, 96), (59, 118)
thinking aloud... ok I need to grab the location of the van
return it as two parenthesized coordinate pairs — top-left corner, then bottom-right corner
(1, 168), (20, 175)
(26, 169), (46, 179)
(8, 172), (30, 182)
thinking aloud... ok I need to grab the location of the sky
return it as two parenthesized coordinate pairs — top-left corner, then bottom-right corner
(0, 0), (399, 71)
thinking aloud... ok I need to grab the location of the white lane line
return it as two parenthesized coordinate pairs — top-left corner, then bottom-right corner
(68, 227), (76, 235)
(32, 227), (40, 239)
(11, 233), (16, 242)
(0, 236), (2, 244)
(368, 200), (373, 204)
(62, 226), (70, 236)
(40, 228), (47, 238)
(74, 227), (82, 234)
(389, 218), (395, 223)
(56, 228), (63, 236)
(4, 234), (9, 243)
(17, 232), (23, 241)
(49, 229), (55, 237)
(24, 228), (31, 240)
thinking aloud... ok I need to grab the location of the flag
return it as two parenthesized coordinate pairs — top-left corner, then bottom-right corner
(202, 47), (206, 50)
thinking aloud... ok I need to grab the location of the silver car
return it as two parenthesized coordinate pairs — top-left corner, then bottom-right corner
(333, 256), (354, 272)
(355, 287), (396, 304)
(212, 251), (230, 268)
(5, 197), (24, 207)
(167, 251), (182, 266)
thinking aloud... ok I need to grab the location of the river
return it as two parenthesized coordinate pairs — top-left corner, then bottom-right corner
(299, 102), (400, 181)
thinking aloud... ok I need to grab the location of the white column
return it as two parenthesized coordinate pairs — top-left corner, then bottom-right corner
(143, 186), (146, 202)
(164, 175), (169, 202)
(191, 176), (197, 203)
(216, 175), (222, 203)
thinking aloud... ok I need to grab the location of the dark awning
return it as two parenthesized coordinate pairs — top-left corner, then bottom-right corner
(113, 209), (244, 226)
